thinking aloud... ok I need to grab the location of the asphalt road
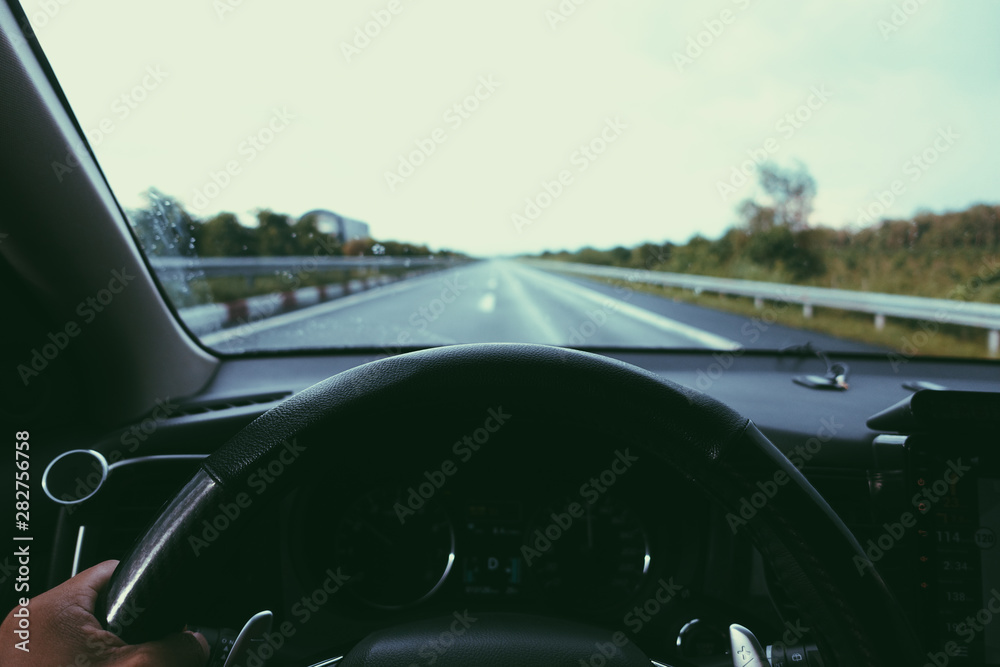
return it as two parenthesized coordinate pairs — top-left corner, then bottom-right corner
(204, 259), (883, 354)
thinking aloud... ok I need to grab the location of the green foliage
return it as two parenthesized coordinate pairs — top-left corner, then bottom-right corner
(255, 209), (297, 256)
(537, 203), (1000, 303)
(292, 214), (341, 256)
(200, 213), (257, 256)
(125, 189), (461, 260)
(757, 161), (816, 228)
(532, 160), (994, 301)
(127, 188), (201, 257)
(746, 226), (826, 279)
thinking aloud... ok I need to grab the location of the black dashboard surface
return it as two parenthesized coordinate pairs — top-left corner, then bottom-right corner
(34, 349), (1000, 665)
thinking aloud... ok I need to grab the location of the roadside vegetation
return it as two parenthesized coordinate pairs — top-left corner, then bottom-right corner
(125, 188), (465, 306)
(530, 162), (1000, 357)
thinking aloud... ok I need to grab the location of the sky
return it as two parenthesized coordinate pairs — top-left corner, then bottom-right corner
(21, 0), (1000, 257)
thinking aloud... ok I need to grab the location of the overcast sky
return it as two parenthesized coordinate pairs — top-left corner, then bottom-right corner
(22, 0), (1000, 257)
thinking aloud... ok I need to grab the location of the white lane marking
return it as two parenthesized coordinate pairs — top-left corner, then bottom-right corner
(515, 263), (742, 350)
(477, 292), (497, 313)
(495, 263), (563, 344)
(200, 268), (472, 346)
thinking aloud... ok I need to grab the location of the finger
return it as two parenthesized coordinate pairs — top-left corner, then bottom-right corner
(27, 559), (121, 628)
(66, 560), (121, 607)
(187, 631), (211, 656)
(127, 630), (210, 667)
(33, 561), (128, 654)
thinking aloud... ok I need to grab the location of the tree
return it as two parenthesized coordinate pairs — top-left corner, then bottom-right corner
(736, 162), (824, 279)
(127, 187), (200, 257)
(255, 209), (297, 256)
(200, 213), (256, 256)
(757, 161), (816, 229)
(342, 237), (375, 256)
(292, 214), (341, 256)
(736, 199), (776, 234)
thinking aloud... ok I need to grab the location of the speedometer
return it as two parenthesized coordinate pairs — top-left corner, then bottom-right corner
(524, 495), (650, 610)
(328, 486), (455, 609)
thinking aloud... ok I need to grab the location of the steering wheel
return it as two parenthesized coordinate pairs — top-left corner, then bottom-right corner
(97, 343), (922, 666)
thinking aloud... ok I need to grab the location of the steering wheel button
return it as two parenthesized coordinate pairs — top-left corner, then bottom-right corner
(785, 646), (807, 663)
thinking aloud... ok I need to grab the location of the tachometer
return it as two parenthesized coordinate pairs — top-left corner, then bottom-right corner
(328, 486), (455, 609)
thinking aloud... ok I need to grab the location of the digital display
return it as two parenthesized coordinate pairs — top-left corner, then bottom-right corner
(977, 478), (1000, 664)
(910, 446), (1000, 666)
(459, 502), (526, 597)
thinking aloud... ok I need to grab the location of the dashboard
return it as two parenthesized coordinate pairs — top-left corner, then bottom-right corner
(30, 350), (1000, 665)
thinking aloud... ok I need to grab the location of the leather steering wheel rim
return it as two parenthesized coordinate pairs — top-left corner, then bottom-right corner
(97, 343), (922, 666)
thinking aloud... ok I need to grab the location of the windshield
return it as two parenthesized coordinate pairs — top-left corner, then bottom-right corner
(22, 0), (1000, 357)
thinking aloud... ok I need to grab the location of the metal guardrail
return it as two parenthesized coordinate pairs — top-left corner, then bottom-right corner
(158, 256), (467, 337)
(149, 255), (462, 281)
(526, 259), (1000, 355)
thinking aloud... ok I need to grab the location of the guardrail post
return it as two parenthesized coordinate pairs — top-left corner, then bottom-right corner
(874, 313), (886, 331)
(803, 303), (813, 318)
(754, 296), (764, 309)
(989, 329), (999, 357)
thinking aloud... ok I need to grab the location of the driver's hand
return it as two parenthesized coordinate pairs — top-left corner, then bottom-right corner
(1, 560), (209, 667)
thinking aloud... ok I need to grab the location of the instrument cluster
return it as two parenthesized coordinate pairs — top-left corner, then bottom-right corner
(292, 483), (658, 614)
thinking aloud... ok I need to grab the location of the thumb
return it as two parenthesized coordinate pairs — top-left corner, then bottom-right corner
(125, 630), (210, 667)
